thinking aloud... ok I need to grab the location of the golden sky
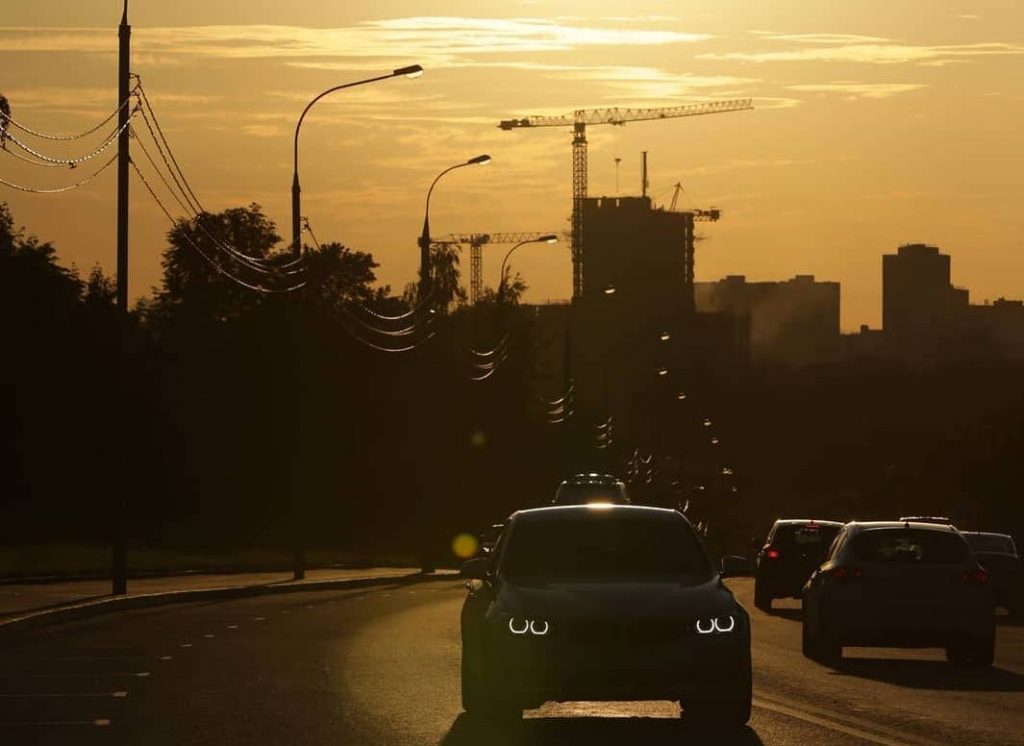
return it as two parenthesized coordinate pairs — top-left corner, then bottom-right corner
(2, 0), (1022, 330)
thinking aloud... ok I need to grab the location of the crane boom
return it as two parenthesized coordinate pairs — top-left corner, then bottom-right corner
(499, 98), (753, 299)
(498, 99), (753, 130)
(438, 232), (563, 304)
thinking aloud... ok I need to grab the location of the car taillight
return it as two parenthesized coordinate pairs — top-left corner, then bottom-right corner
(765, 548), (780, 560)
(832, 567), (864, 582)
(962, 568), (989, 585)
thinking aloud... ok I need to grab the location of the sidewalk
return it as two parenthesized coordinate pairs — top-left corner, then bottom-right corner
(0, 567), (422, 622)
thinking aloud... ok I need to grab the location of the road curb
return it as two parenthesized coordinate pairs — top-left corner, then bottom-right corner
(0, 570), (459, 637)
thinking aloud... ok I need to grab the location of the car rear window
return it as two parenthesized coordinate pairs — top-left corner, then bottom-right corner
(965, 534), (1017, 555)
(851, 529), (968, 564)
(555, 483), (626, 504)
(774, 524), (841, 549)
(502, 514), (711, 583)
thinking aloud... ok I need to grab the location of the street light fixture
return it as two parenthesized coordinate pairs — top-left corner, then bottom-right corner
(291, 64), (423, 256)
(498, 234), (558, 301)
(287, 64), (421, 582)
(602, 284), (617, 295)
(418, 154), (491, 298)
(660, 331), (671, 341)
(677, 392), (687, 400)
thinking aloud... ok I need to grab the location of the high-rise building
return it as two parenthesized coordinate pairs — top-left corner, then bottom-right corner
(570, 195), (741, 450)
(694, 274), (840, 366)
(882, 243), (969, 339)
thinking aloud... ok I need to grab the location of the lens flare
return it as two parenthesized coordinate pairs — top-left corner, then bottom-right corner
(451, 533), (480, 560)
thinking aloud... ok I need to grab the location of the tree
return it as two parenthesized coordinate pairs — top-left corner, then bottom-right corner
(402, 242), (467, 314)
(151, 203), (288, 323)
(303, 241), (385, 311)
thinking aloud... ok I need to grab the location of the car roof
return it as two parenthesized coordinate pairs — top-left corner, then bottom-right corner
(512, 504), (679, 521)
(772, 519), (844, 527)
(964, 531), (1013, 540)
(843, 520), (964, 534)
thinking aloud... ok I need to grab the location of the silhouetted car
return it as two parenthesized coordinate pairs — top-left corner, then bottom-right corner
(552, 473), (630, 505)
(478, 523), (504, 555)
(753, 519), (843, 611)
(964, 532), (1023, 616)
(802, 521), (995, 667)
(459, 505), (751, 727)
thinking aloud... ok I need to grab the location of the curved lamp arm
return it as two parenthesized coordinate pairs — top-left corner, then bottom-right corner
(291, 64), (422, 256)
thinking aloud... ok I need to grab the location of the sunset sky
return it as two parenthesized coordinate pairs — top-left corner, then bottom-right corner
(2, 0), (1022, 330)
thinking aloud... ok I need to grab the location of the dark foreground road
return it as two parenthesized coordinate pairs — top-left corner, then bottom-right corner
(1, 577), (1022, 745)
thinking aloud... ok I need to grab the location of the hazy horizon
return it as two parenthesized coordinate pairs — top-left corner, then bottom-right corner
(3, 0), (1022, 330)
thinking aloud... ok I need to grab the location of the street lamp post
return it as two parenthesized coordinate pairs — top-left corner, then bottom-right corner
(418, 154), (491, 299)
(287, 64), (421, 581)
(291, 64), (423, 256)
(498, 234), (558, 302)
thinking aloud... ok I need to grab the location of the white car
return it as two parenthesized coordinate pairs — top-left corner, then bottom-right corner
(802, 521), (995, 667)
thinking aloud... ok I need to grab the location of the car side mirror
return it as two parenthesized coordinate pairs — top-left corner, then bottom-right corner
(460, 557), (490, 580)
(720, 555), (749, 578)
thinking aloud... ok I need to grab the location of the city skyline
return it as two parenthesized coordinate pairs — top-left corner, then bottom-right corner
(3, 0), (1023, 330)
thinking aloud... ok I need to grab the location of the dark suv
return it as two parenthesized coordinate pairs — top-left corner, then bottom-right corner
(754, 519), (843, 611)
(460, 505), (751, 727)
(552, 473), (630, 505)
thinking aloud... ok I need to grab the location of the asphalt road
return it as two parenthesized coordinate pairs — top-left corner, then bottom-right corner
(1, 577), (1022, 745)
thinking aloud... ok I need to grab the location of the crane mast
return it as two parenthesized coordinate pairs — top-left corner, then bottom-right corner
(499, 98), (752, 299)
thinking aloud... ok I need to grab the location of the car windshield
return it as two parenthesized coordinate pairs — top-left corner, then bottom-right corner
(965, 534), (1017, 555)
(851, 529), (968, 564)
(501, 513), (711, 582)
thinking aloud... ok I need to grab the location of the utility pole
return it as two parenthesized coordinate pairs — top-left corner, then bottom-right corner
(112, 0), (131, 596)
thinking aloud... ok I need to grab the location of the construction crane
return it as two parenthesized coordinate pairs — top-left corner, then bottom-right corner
(438, 232), (561, 304)
(499, 100), (753, 299)
(668, 182), (721, 222)
(664, 181), (722, 291)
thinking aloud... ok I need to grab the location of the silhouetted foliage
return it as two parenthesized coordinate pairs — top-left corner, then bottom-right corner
(2, 200), (1022, 570)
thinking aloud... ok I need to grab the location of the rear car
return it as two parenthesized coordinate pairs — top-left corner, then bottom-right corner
(460, 505), (751, 727)
(964, 532), (1023, 617)
(802, 521), (995, 667)
(552, 473), (630, 505)
(753, 519), (843, 611)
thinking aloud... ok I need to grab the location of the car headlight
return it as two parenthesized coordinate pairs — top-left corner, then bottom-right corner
(695, 615), (735, 635)
(507, 616), (551, 636)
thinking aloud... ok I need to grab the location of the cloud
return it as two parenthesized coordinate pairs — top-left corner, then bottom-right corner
(0, 18), (706, 68)
(750, 31), (890, 45)
(787, 81), (928, 99)
(700, 41), (1024, 66)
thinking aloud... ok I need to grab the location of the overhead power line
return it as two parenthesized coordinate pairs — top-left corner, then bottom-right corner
(3, 104), (140, 167)
(0, 153), (117, 193)
(130, 157), (304, 294)
(0, 92), (137, 142)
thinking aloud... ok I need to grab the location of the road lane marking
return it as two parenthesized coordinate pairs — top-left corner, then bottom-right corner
(203, 634), (215, 638)
(0, 691), (128, 699)
(753, 695), (943, 746)
(17, 671), (150, 678)
(0, 719), (112, 727)
(159, 655), (172, 661)
(227, 625), (238, 629)
(180, 643), (192, 648)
